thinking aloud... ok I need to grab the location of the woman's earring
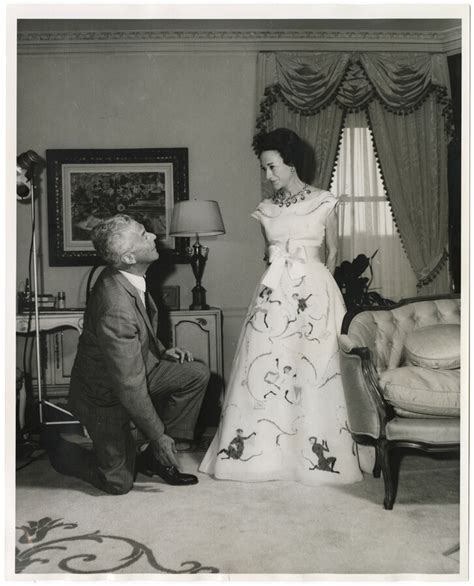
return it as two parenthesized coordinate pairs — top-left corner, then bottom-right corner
(291, 167), (295, 174)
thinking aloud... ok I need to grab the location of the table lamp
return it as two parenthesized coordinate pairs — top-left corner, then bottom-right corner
(170, 199), (225, 310)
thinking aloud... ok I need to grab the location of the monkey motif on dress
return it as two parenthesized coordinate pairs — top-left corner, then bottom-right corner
(217, 429), (260, 461)
(263, 359), (298, 402)
(308, 437), (339, 473)
(292, 292), (313, 314)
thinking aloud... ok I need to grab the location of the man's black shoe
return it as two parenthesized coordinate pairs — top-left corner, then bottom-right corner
(136, 445), (198, 486)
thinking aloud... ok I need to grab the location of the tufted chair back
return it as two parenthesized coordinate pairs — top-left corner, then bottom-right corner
(344, 298), (461, 374)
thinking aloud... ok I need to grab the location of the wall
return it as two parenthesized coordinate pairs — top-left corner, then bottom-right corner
(17, 48), (267, 382)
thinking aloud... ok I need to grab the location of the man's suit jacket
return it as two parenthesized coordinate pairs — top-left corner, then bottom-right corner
(68, 267), (167, 441)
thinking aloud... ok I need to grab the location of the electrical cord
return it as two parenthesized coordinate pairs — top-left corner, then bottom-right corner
(19, 205), (39, 450)
(21, 217), (35, 375)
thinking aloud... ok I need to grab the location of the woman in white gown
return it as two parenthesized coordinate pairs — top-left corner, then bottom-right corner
(199, 128), (362, 485)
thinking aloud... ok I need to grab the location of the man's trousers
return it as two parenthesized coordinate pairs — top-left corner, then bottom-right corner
(45, 358), (209, 495)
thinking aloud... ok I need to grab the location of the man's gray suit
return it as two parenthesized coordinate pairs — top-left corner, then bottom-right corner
(61, 267), (209, 494)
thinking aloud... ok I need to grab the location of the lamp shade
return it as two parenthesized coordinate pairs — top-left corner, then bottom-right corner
(169, 200), (225, 237)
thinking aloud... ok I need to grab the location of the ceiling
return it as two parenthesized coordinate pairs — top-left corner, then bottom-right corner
(18, 18), (461, 33)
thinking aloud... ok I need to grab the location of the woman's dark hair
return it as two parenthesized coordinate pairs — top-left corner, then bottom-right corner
(254, 128), (304, 169)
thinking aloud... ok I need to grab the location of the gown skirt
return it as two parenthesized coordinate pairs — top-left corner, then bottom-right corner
(199, 251), (363, 486)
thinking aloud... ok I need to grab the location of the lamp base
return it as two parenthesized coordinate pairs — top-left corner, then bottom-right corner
(190, 285), (209, 310)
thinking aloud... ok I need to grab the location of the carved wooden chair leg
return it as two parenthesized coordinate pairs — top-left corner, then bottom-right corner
(373, 443), (382, 478)
(379, 439), (396, 510)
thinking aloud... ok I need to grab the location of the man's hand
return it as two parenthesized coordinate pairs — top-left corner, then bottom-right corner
(164, 347), (194, 364)
(151, 434), (179, 468)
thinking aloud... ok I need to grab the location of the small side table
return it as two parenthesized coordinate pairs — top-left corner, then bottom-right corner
(16, 310), (84, 426)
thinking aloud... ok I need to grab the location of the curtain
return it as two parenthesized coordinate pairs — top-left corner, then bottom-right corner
(255, 51), (453, 294)
(330, 112), (417, 301)
(368, 95), (450, 294)
(255, 53), (349, 190)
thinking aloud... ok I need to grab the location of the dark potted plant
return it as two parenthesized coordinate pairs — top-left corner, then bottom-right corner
(334, 250), (395, 310)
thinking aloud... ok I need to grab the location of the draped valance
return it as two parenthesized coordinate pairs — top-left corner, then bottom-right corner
(255, 52), (453, 139)
(254, 51), (454, 294)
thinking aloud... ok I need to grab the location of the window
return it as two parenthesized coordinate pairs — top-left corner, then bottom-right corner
(330, 112), (417, 302)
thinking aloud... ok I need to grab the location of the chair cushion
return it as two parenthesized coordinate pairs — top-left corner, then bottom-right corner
(379, 366), (460, 417)
(404, 324), (460, 369)
(386, 417), (460, 443)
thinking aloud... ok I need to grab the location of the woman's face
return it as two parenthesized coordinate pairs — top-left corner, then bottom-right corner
(260, 150), (293, 192)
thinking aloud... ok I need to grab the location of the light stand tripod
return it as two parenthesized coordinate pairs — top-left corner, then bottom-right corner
(17, 151), (79, 428)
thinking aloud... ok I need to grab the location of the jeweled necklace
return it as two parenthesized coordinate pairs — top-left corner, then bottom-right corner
(272, 184), (311, 207)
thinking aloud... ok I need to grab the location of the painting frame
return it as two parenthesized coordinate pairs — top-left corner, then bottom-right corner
(46, 148), (189, 266)
(161, 285), (180, 311)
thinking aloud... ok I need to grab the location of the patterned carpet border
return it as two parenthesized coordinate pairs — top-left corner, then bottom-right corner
(16, 517), (220, 574)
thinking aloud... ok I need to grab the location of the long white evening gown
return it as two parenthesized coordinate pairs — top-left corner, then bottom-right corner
(199, 189), (363, 485)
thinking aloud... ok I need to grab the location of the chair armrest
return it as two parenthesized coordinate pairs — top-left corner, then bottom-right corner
(339, 333), (355, 353)
(340, 345), (394, 439)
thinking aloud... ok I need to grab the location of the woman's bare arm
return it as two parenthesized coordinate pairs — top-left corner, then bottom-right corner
(325, 207), (339, 275)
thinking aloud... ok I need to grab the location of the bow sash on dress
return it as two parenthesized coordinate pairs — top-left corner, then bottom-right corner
(261, 240), (322, 290)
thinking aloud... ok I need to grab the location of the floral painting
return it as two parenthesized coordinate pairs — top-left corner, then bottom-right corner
(47, 149), (189, 266)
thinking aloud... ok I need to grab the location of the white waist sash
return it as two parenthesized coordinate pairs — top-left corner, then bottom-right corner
(261, 240), (322, 290)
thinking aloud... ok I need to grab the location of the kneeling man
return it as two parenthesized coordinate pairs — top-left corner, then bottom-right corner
(44, 214), (209, 494)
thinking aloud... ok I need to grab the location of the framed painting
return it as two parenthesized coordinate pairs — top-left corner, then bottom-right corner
(46, 148), (189, 266)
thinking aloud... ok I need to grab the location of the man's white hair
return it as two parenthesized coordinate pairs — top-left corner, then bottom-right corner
(91, 214), (134, 267)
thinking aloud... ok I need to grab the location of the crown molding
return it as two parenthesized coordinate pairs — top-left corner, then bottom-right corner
(17, 27), (462, 54)
(439, 26), (465, 55)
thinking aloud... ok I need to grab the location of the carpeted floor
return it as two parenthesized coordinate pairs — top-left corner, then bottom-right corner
(14, 442), (461, 577)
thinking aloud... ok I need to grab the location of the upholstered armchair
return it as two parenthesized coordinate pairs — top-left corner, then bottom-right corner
(339, 295), (461, 509)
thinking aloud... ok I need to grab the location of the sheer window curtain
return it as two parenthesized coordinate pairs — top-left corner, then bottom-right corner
(330, 112), (417, 301)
